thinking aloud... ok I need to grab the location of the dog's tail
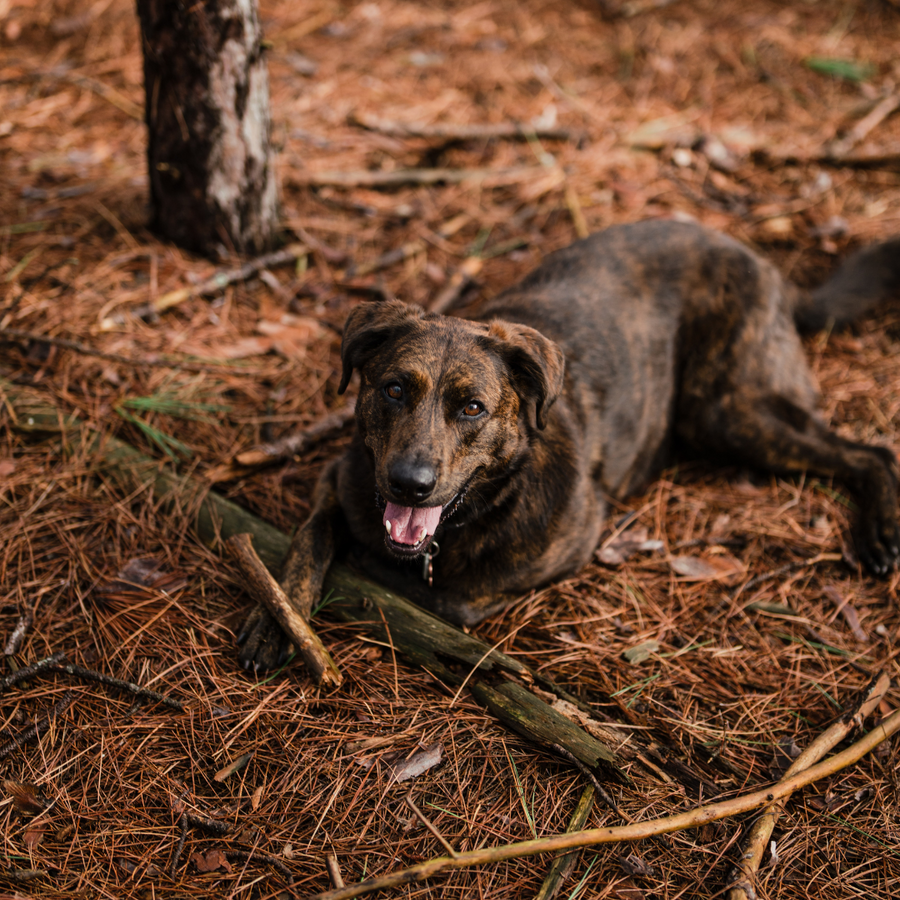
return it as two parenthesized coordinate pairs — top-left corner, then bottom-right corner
(793, 237), (900, 332)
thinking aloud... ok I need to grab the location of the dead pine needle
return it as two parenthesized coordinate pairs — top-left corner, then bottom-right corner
(0, 691), (75, 762)
(307, 708), (900, 900)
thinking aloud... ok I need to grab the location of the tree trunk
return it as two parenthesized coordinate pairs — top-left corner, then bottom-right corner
(136, 0), (278, 256)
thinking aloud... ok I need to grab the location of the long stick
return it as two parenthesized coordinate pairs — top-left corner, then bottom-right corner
(225, 533), (342, 687)
(233, 402), (356, 469)
(305, 708), (900, 900)
(349, 112), (575, 143)
(726, 671), (891, 899)
(130, 242), (308, 319)
(295, 166), (543, 189)
(0, 328), (257, 376)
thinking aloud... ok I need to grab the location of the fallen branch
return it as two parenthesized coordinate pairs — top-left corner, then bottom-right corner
(349, 112), (575, 143)
(534, 784), (595, 900)
(305, 707), (900, 900)
(47, 661), (184, 710)
(104, 242), (308, 325)
(225, 532), (343, 688)
(208, 401), (356, 480)
(0, 651), (68, 692)
(294, 166), (544, 189)
(827, 92), (900, 160)
(427, 257), (483, 315)
(726, 671), (891, 900)
(0, 328), (260, 376)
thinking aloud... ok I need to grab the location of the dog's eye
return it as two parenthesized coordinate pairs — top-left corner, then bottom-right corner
(384, 382), (404, 401)
(462, 400), (484, 417)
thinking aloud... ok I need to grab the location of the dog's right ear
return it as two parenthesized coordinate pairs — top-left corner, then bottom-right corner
(338, 300), (424, 394)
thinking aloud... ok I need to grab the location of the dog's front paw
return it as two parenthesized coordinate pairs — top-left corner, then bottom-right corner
(855, 509), (900, 577)
(236, 604), (293, 673)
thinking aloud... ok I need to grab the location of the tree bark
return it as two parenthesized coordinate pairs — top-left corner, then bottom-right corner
(136, 0), (278, 255)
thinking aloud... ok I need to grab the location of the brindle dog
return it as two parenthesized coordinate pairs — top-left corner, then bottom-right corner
(239, 219), (900, 671)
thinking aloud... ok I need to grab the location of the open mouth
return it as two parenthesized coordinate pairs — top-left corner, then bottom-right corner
(383, 502), (442, 556)
(380, 486), (469, 558)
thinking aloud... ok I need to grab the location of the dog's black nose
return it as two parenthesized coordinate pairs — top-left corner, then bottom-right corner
(388, 459), (437, 502)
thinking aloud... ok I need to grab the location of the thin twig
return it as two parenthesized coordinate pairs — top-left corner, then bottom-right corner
(226, 848), (295, 882)
(169, 813), (189, 879)
(186, 814), (232, 835)
(122, 242), (308, 319)
(2, 69), (143, 119)
(549, 743), (626, 820)
(406, 793), (458, 858)
(226, 533), (343, 687)
(0, 328), (260, 376)
(47, 663), (184, 710)
(427, 257), (483, 315)
(326, 853), (345, 889)
(0, 692), (75, 762)
(306, 708), (900, 899)
(726, 671), (891, 900)
(295, 166), (543, 189)
(232, 401), (356, 470)
(349, 112), (575, 143)
(733, 552), (841, 599)
(349, 240), (424, 279)
(533, 784), (595, 900)
(0, 651), (68, 693)
(827, 92), (900, 160)
(4, 610), (34, 656)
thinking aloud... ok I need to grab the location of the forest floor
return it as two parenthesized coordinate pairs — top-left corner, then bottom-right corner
(2, 0), (900, 898)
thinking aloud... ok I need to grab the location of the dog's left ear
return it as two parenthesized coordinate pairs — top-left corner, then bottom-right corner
(487, 321), (566, 430)
(338, 300), (424, 394)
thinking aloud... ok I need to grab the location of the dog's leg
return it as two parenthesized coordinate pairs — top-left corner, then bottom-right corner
(237, 459), (345, 672)
(683, 393), (900, 574)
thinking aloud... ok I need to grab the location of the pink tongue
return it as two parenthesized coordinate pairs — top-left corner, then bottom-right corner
(383, 501), (442, 545)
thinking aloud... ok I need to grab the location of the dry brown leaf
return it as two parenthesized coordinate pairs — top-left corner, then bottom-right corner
(669, 554), (744, 582)
(255, 314), (325, 357)
(192, 849), (233, 874)
(390, 743), (443, 783)
(213, 750), (254, 782)
(4, 780), (50, 815)
(0, 459), (16, 477)
(622, 639), (660, 664)
(598, 526), (664, 566)
(823, 586), (868, 642)
(23, 823), (46, 850)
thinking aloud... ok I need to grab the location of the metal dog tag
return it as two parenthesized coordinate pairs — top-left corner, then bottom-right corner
(422, 540), (440, 587)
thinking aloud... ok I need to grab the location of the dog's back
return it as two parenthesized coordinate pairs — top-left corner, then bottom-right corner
(471, 220), (900, 497)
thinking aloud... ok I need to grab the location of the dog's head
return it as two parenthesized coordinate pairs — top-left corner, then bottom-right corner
(339, 299), (565, 557)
